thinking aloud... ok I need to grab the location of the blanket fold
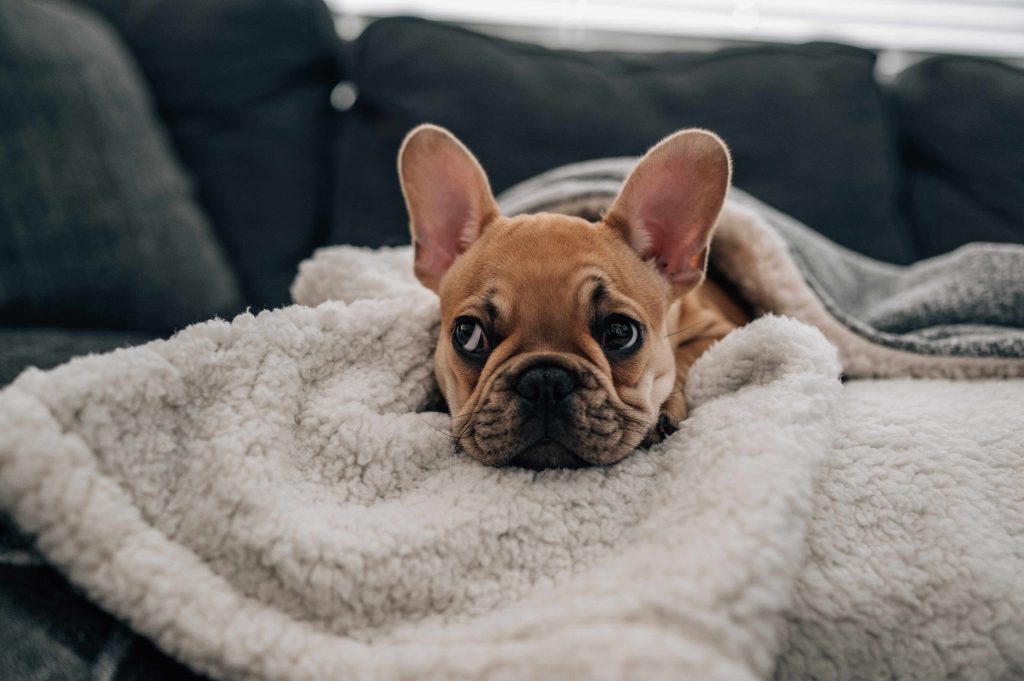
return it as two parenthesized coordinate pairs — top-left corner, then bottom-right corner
(0, 295), (841, 680)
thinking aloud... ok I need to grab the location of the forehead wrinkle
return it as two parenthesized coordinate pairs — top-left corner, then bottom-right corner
(481, 286), (500, 323)
(590, 275), (607, 309)
(575, 267), (647, 323)
(573, 265), (608, 308)
(455, 284), (508, 326)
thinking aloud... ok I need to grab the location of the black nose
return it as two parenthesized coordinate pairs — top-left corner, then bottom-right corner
(514, 364), (576, 405)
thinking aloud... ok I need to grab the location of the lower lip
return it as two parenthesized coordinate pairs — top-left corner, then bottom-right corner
(509, 438), (589, 469)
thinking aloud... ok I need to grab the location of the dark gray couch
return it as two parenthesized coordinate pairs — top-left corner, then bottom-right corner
(1, 1), (1022, 678)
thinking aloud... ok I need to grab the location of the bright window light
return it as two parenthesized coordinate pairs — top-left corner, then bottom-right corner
(324, 0), (1024, 58)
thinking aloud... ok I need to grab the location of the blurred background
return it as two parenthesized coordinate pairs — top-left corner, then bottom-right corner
(1, 0), (1023, 379)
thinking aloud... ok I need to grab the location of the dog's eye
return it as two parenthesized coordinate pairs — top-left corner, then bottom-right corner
(452, 317), (491, 357)
(600, 315), (642, 354)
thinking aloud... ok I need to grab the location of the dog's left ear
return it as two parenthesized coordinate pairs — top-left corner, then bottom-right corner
(605, 129), (731, 296)
(399, 124), (500, 292)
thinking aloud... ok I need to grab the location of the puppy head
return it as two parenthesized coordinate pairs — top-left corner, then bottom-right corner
(399, 125), (730, 468)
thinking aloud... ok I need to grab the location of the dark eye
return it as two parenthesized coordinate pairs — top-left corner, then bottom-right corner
(452, 317), (491, 358)
(600, 315), (642, 354)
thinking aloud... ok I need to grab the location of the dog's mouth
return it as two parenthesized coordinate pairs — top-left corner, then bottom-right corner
(470, 402), (657, 469)
(508, 436), (590, 470)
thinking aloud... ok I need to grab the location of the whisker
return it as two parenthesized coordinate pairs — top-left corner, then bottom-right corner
(619, 413), (656, 428)
(664, 321), (702, 338)
(423, 410), (481, 442)
(452, 413), (477, 444)
(618, 426), (653, 439)
(424, 422), (457, 440)
(442, 409), (484, 424)
(619, 424), (654, 437)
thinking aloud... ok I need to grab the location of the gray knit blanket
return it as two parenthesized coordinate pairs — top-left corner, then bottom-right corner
(496, 159), (1024, 377)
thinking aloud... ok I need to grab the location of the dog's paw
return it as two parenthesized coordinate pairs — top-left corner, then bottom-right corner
(646, 391), (688, 445)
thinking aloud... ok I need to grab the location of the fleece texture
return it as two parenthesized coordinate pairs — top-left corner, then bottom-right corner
(778, 378), (1024, 679)
(2, 188), (1022, 679)
(1, 290), (840, 680)
(494, 159), (1024, 377)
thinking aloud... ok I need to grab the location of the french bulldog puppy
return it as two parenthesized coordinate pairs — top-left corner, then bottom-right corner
(399, 125), (748, 469)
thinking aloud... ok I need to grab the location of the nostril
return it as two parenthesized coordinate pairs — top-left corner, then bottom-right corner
(546, 367), (574, 401)
(514, 370), (541, 401)
(514, 364), (576, 404)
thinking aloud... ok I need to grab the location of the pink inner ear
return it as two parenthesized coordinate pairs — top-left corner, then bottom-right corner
(608, 130), (731, 294)
(643, 217), (708, 289)
(635, 171), (713, 283)
(400, 126), (498, 289)
(416, 232), (456, 277)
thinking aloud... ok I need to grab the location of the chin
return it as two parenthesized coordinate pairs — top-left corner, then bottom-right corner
(508, 439), (590, 470)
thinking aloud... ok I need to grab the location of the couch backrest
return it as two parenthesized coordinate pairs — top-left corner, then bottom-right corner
(892, 55), (1024, 259)
(332, 17), (914, 265)
(44, 7), (1024, 313)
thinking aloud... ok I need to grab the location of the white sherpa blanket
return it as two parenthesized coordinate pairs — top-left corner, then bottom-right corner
(1, 249), (1022, 680)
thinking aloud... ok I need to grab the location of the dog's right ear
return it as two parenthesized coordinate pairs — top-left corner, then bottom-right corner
(399, 124), (500, 292)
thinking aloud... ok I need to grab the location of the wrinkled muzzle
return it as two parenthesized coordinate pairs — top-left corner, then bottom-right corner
(459, 358), (654, 469)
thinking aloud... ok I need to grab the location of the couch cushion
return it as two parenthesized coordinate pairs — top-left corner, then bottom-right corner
(893, 56), (1024, 257)
(75, 0), (344, 308)
(0, 0), (243, 332)
(333, 17), (912, 264)
(0, 512), (209, 680)
(0, 328), (158, 387)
